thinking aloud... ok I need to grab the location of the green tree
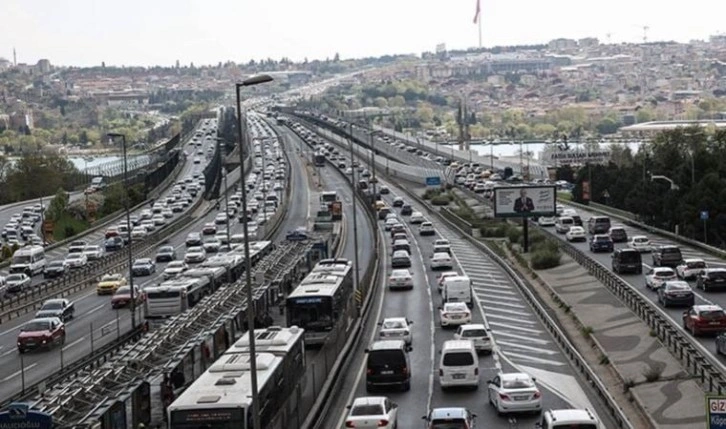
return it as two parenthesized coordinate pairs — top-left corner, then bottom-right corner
(47, 188), (69, 222)
(373, 97), (388, 108)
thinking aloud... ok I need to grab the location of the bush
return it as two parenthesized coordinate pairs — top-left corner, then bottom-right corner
(521, 230), (547, 247)
(532, 239), (560, 254)
(431, 195), (451, 206)
(507, 227), (522, 244)
(422, 188), (443, 200)
(531, 248), (562, 269)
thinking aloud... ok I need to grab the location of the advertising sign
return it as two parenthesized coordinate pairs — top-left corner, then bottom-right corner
(0, 403), (52, 429)
(494, 186), (557, 218)
(707, 396), (726, 429)
(549, 149), (611, 164)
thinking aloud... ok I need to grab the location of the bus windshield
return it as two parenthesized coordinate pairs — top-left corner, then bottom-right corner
(169, 407), (247, 429)
(287, 297), (334, 331)
(147, 290), (182, 299)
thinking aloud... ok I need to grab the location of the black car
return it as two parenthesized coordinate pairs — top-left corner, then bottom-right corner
(392, 197), (404, 208)
(696, 269), (726, 292)
(400, 204), (413, 216)
(104, 236), (124, 252)
(35, 298), (75, 322)
(43, 261), (69, 279)
(156, 245), (177, 262)
(365, 340), (412, 392)
(612, 248), (642, 274)
(589, 235), (614, 253)
(658, 281), (694, 308)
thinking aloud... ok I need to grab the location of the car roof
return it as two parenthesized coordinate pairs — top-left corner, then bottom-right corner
(44, 298), (65, 304)
(500, 372), (533, 381)
(693, 304), (723, 312)
(28, 317), (61, 324)
(369, 340), (406, 350)
(429, 407), (469, 419)
(652, 267), (675, 272)
(444, 302), (468, 309)
(683, 258), (704, 263)
(460, 323), (486, 330)
(351, 396), (386, 407)
(382, 317), (408, 324)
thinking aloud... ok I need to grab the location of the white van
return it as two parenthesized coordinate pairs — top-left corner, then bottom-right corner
(10, 245), (46, 275)
(537, 409), (600, 429)
(443, 276), (473, 306)
(439, 340), (479, 389)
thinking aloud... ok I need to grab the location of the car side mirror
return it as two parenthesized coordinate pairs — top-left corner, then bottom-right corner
(406, 346), (413, 352)
(408, 320), (413, 325)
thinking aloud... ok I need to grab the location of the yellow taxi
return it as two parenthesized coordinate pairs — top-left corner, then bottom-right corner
(96, 273), (127, 295)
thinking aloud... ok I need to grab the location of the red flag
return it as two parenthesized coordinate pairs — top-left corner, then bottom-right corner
(473, 0), (481, 24)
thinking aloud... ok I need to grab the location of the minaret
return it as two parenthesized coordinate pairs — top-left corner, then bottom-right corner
(13, 48), (17, 66)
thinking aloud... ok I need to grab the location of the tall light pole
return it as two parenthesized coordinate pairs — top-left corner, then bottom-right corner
(222, 170), (231, 248)
(235, 74), (273, 429)
(107, 132), (136, 329)
(347, 124), (361, 305)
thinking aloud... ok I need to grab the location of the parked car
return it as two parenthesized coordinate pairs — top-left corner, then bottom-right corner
(35, 298), (75, 322)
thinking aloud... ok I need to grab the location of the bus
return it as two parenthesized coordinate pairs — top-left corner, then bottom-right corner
(320, 191), (342, 221)
(285, 259), (354, 346)
(10, 245), (46, 275)
(168, 326), (305, 429)
(313, 151), (326, 167)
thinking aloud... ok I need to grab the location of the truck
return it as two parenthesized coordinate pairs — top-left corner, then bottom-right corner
(85, 176), (107, 194)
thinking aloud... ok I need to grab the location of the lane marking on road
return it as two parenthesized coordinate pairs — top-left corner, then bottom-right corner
(0, 348), (15, 358)
(2, 363), (37, 381)
(63, 337), (85, 350)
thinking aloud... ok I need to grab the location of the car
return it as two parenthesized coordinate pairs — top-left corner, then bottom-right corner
(400, 204), (413, 216)
(184, 246), (207, 263)
(43, 260), (69, 279)
(6, 273), (31, 293)
(389, 223), (405, 237)
(609, 226), (628, 243)
(384, 218), (398, 231)
(131, 258), (156, 276)
(163, 261), (189, 280)
(111, 285), (143, 308)
(537, 216), (556, 227)
(391, 250), (411, 268)
(202, 237), (222, 253)
(439, 302), (472, 327)
(378, 317), (413, 345)
(657, 281), (695, 308)
(286, 228), (308, 241)
(487, 372), (542, 414)
(645, 267), (677, 290)
(35, 298), (75, 322)
(96, 273), (127, 295)
(565, 226), (586, 242)
(423, 408), (476, 429)
(214, 213), (228, 225)
(186, 232), (203, 247)
(410, 212), (425, 224)
(433, 239), (450, 247)
(131, 226), (148, 240)
(68, 240), (87, 254)
(589, 234), (614, 252)
(388, 269), (414, 290)
(155, 245), (177, 262)
(17, 317), (65, 353)
(554, 216), (574, 234)
(696, 268), (726, 292)
(652, 245), (683, 267)
(419, 222), (435, 236)
(392, 197), (404, 207)
(152, 214), (167, 226)
(437, 271), (459, 294)
(676, 258), (707, 280)
(683, 305), (726, 336)
(104, 236), (124, 251)
(83, 245), (105, 261)
(105, 226), (120, 239)
(430, 252), (453, 270)
(344, 397), (398, 429)
(628, 235), (652, 253)
(454, 323), (492, 353)
(65, 252), (88, 268)
(202, 223), (217, 235)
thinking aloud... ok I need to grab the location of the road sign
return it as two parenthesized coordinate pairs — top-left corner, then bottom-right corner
(707, 396), (726, 428)
(702, 211), (710, 221)
(0, 403), (53, 429)
(425, 176), (441, 186)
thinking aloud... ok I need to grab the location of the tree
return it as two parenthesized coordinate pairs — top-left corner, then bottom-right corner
(416, 103), (435, 124)
(596, 117), (621, 135)
(373, 97), (388, 108)
(47, 188), (69, 222)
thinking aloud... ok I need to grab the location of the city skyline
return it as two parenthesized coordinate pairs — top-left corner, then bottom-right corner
(2, 0), (725, 67)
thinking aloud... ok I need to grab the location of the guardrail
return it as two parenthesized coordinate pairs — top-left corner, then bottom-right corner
(562, 199), (726, 260)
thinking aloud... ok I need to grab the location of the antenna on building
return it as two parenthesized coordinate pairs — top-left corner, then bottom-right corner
(642, 26), (650, 43)
(13, 47), (17, 66)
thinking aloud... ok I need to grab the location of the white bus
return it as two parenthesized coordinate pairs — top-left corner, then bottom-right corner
(286, 259), (353, 346)
(10, 245), (46, 275)
(168, 326), (305, 429)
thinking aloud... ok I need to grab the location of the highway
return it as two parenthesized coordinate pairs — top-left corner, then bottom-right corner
(285, 118), (617, 429)
(0, 115), (301, 402)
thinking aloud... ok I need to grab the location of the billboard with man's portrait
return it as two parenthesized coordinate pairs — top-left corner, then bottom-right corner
(493, 185), (557, 218)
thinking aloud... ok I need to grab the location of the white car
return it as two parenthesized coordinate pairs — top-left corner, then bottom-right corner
(419, 222), (435, 236)
(131, 227), (148, 239)
(454, 323), (493, 353)
(437, 271), (459, 294)
(378, 317), (413, 345)
(645, 267), (677, 290)
(628, 235), (652, 253)
(163, 261), (188, 280)
(184, 246), (207, 263)
(565, 226), (586, 242)
(439, 302), (472, 327)
(82, 245), (105, 261)
(537, 216), (556, 227)
(64, 252), (88, 268)
(676, 258), (707, 280)
(214, 213), (228, 225)
(384, 218), (398, 231)
(430, 252), (453, 270)
(344, 397), (398, 429)
(487, 372), (542, 414)
(388, 269), (414, 290)
(152, 215), (166, 226)
(202, 237), (222, 253)
(433, 239), (450, 247)
(410, 212), (425, 224)
(555, 216), (574, 234)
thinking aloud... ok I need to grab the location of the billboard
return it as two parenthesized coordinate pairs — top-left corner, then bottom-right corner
(549, 149), (611, 165)
(494, 185), (557, 218)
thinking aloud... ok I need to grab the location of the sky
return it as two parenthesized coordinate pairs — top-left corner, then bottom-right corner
(2, 0), (725, 67)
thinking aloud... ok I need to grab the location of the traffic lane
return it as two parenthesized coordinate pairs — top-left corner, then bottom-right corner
(272, 130), (309, 241)
(542, 225), (726, 362)
(341, 216), (435, 429)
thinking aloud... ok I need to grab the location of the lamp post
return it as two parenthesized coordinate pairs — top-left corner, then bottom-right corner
(235, 74), (273, 429)
(107, 132), (136, 330)
(347, 124), (361, 304)
(222, 170), (231, 249)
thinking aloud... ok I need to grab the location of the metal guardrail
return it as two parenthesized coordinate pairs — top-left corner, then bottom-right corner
(562, 199), (726, 260)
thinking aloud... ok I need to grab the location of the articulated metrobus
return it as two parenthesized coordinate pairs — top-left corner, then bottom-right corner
(285, 259), (353, 346)
(168, 326), (305, 429)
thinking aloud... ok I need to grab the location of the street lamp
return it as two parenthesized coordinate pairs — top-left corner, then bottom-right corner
(107, 132), (137, 330)
(235, 74), (273, 429)
(347, 123), (361, 304)
(222, 170), (231, 249)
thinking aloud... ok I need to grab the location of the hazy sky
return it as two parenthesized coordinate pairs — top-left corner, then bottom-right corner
(2, 0), (725, 67)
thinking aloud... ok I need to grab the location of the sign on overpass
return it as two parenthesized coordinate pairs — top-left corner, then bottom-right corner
(707, 396), (726, 429)
(425, 176), (441, 186)
(0, 403), (53, 429)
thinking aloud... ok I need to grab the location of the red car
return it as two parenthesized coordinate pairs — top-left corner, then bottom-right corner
(17, 317), (65, 353)
(111, 285), (144, 309)
(683, 305), (726, 336)
(105, 227), (120, 239)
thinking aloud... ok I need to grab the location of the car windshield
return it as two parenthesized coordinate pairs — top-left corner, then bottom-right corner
(502, 377), (535, 388)
(41, 302), (62, 310)
(445, 304), (467, 312)
(159, 247), (173, 253)
(687, 261), (706, 269)
(350, 404), (383, 416)
(655, 270), (675, 278)
(7, 274), (24, 282)
(48, 262), (64, 268)
(461, 329), (487, 337)
(22, 321), (51, 331)
(383, 320), (406, 329)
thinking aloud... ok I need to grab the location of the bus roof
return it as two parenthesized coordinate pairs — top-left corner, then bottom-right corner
(229, 326), (304, 356)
